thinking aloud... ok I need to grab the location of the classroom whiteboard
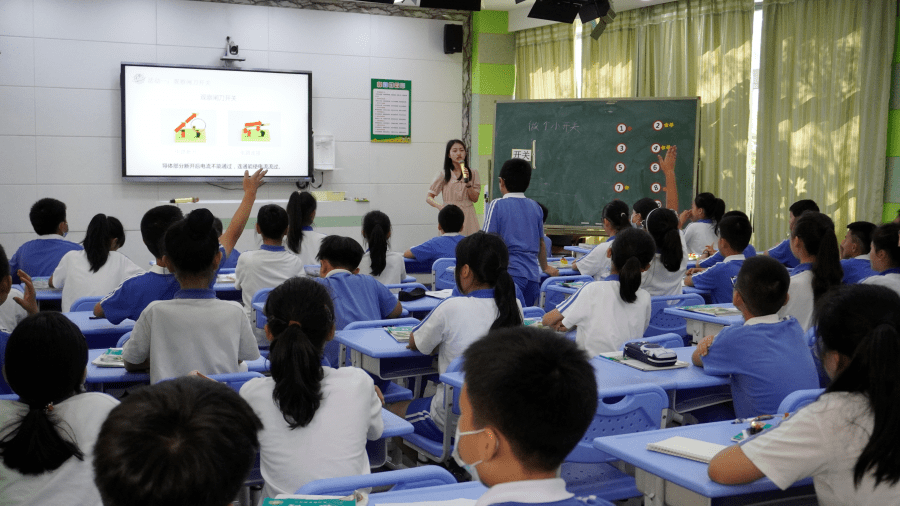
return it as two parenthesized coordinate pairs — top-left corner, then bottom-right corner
(491, 98), (699, 229)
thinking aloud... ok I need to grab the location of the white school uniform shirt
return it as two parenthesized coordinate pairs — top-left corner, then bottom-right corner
(359, 250), (407, 285)
(240, 369), (383, 501)
(0, 393), (119, 506)
(0, 287), (27, 333)
(742, 392), (900, 506)
(779, 265), (815, 331)
(289, 227), (327, 268)
(234, 245), (305, 313)
(412, 289), (523, 431)
(557, 276), (652, 357)
(52, 250), (145, 312)
(475, 478), (576, 506)
(574, 236), (614, 281)
(122, 289), (260, 383)
(641, 234), (690, 296)
(683, 220), (719, 256)
(861, 269), (900, 298)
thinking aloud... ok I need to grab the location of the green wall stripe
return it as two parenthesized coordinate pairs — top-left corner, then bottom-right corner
(889, 110), (900, 157)
(478, 124), (494, 155)
(883, 203), (900, 222)
(221, 216), (362, 230)
(473, 63), (515, 95)
(473, 11), (508, 35)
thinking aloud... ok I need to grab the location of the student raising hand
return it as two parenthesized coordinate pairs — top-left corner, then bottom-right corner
(12, 269), (38, 315)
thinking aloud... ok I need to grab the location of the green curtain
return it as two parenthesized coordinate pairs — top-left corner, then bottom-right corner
(580, 10), (641, 98)
(514, 24), (576, 100)
(754, 0), (896, 250)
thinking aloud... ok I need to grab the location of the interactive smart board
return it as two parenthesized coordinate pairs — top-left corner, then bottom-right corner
(491, 98), (699, 229)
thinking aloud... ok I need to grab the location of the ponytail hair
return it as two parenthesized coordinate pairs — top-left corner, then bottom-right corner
(164, 208), (219, 280)
(0, 313), (88, 475)
(610, 228), (655, 303)
(694, 193), (725, 234)
(815, 284), (900, 487)
(108, 216), (125, 250)
(362, 210), (391, 277)
(264, 277), (335, 429)
(645, 208), (683, 272)
(82, 213), (117, 272)
(454, 232), (522, 329)
(791, 212), (842, 302)
(601, 199), (631, 235)
(632, 198), (660, 227)
(286, 191), (317, 255)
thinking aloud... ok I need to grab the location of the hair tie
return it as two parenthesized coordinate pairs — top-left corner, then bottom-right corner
(645, 207), (658, 225)
(45, 403), (54, 414)
(288, 320), (302, 328)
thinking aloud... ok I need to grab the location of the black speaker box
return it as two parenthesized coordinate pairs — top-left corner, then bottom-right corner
(444, 24), (463, 54)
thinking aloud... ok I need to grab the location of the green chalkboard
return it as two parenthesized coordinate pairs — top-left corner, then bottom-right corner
(491, 98), (699, 229)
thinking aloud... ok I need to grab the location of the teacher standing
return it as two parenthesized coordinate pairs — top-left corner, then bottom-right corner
(426, 139), (481, 236)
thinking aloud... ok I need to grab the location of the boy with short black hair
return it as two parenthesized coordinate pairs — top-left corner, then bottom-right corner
(685, 213), (753, 303)
(763, 199), (819, 268)
(403, 204), (465, 266)
(92, 376), (263, 506)
(693, 256), (818, 418)
(482, 159), (558, 305)
(9, 198), (82, 283)
(456, 326), (597, 505)
(839, 221), (877, 284)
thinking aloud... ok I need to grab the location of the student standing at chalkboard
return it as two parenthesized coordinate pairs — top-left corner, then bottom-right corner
(679, 192), (725, 256)
(572, 200), (631, 281)
(426, 140), (481, 236)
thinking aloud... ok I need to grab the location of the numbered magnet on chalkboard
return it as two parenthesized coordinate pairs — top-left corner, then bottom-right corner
(651, 143), (661, 153)
(614, 182), (625, 193)
(655, 199), (663, 207)
(616, 144), (627, 153)
(615, 162), (626, 173)
(650, 163), (660, 173)
(653, 120), (663, 131)
(651, 183), (662, 193)
(616, 123), (628, 134)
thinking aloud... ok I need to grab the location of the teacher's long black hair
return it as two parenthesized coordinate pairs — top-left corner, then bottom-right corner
(442, 139), (468, 183)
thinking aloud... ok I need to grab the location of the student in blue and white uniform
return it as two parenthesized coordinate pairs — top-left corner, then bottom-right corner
(543, 227), (654, 356)
(630, 197), (659, 229)
(9, 198), (82, 283)
(762, 199), (819, 269)
(679, 192), (724, 256)
(685, 213), (753, 304)
(50, 214), (143, 312)
(862, 223), (900, 297)
(241, 277), (383, 499)
(234, 204), (304, 340)
(709, 284), (900, 505)
(779, 212), (843, 332)
(642, 207), (688, 296)
(213, 217), (241, 270)
(392, 232), (522, 443)
(0, 244), (37, 395)
(403, 204), (465, 266)
(359, 210), (407, 285)
(212, 168), (267, 274)
(839, 221), (878, 284)
(573, 199), (631, 281)
(123, 208), (260, 384)
(693, 256), (818, 418)
(697, 211), (757, 268)
(457, 327), (598, 506)
(482, 158), (558, 306)
(287, 191), (327, 268)
(94, 205), (183, 324)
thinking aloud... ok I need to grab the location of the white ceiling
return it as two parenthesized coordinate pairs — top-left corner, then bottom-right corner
(481, 0), (676, 13)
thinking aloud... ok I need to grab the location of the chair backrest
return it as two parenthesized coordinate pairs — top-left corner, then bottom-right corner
(70, 296), (103, 312)
(432, 258), (457, 290)
(539, 275), (593, 310)
(251, 287), (274, 306)
(384, 282), (428, 292)
(777, 388), (825, 414)
(207, 371), (265, 393)
(644, 293), (706, 337)
(296, 465), (456, 496)
(622, 332), (683, 350)
(343, 317), (421, 331)
(522, 306), (545, 319)
(566, 383), (669, 463)
(116, 331), (132, 348)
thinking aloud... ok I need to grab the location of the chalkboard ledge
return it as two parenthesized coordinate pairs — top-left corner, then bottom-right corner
(545, 225), (609, 237)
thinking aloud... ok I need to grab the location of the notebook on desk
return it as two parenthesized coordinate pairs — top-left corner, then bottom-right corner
(646, 436), (726, 463)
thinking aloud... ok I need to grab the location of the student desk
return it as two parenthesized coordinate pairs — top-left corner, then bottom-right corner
(663, 304), (743, 344)
(403, 256), (433, 274)
(64, 311), (135, 349)
(397, 294), (443, 319)
(212, 280), (242, 301)
(592, 421), (815, 506)
(367, 482), (488, 504)
(682, 286), (713, 304)
(565, 245), (595, 257)
(333, 327), (436, 396)
(443, 264), (578, 287)
(23, 284), (62, 311)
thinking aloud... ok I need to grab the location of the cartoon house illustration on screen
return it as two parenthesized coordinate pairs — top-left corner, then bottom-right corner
(242, 121), (271, 142)
(174, 113), (207, 143)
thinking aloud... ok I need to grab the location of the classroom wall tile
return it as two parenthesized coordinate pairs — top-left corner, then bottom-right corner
(156, 46), (269, 69)
(370, 57), (461, 103)
(42, 183), (158, 233)
(392, 223), (437, 257)
(35, 88), (119, 137)
(157, 0), (268, 51)
(312, 97), (370, 143)
(0, 0), (34, 37)
(370, 15), (459, 64)
(367, 183), (436, 226)
(268, 8), (370, 57)
(0, 36), (34, 87)
(329, 141), (371, 185)
(34, 39), (156, 90)
(33, 0), (156, 44)
(0, 86), (35, 136)
(0, 136), (36, 185)
(411, 101), (463, 144)
(268, 51), (369, 100)
(0, 184), (37, 234)
(477, 33), (514, 65)
(36, 137), (122, 185)
(369, 141), (444, 185)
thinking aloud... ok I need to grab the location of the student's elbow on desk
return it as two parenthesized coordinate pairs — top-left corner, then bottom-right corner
(708, 446), (766, 485)
(691, 348), (705, 367)
(93, 301), (104, 318)
(403, 249), (415, 259)
(124, 359), (149, 372)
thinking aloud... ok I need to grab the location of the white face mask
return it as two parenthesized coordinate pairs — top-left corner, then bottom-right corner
(452, 425), (486, 484)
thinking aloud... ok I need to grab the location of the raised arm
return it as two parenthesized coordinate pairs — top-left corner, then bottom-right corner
(220, 168), (267, 258)
(659, 145), (678, 212)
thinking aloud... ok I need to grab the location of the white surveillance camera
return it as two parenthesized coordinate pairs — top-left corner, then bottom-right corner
(221, 36), (245, 62)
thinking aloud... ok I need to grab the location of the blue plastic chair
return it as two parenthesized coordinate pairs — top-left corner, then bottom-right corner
(522, 306), (545, 319)
(622, 333), (684, 351)
(250, 287), (274, 329)
(432, 258), (457, 290)
(207, 371), (264, 393)
(644, 293), (705, 338)
(404, 256), (432, 275)
(296, 466), (456, 496)
(777, 388), (825, 414)
(561, 383), (669, 502)
(342, 318), (422, 403)
(384, 282), (429, 293)
(539, 275), (593, 311)
(0, 394), (19, 401)
(116, 331), (131, 348)
(70, 296), (102, 312)
(402, 275), (416, 284)
(400, 357), (464, 463)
